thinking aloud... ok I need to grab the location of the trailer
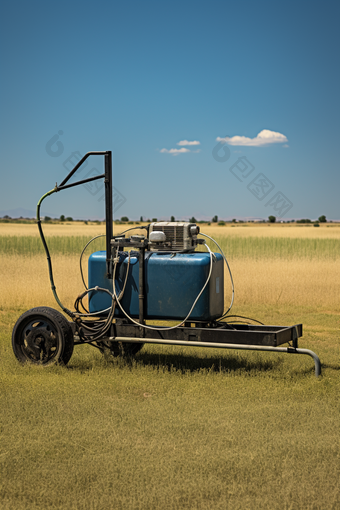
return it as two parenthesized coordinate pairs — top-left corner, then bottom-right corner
(11, 151), (321, 377)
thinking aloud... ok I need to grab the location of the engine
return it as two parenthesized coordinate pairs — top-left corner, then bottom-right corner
(149, 222), (200, 252)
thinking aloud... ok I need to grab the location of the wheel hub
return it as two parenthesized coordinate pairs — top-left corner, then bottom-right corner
(25, 327), (57, 361)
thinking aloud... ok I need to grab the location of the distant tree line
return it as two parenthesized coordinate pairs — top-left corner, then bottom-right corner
(2, 213), (330, 224)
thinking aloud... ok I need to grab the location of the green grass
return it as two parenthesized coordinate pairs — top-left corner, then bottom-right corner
(205, 236), (340, 260)
(0, 236), (107, 256)
(1, 235), (339, 260)
(1, 306), (339, 510)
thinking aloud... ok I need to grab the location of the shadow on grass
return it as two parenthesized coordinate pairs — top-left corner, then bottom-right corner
(320, 363), (339, 371)
(134, 350), (282, 375)
(69, 346), (284, 376)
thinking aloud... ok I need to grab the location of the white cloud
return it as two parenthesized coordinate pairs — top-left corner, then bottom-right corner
(216, 129), (288, 147)
(159, 147), (191, 156)
(177, 140), (200, 146)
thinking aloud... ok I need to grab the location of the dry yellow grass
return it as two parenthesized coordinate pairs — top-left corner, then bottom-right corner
(203, 224), (340, 239)
(1, 222), (339, 313)
(0, 222), (106, 237)
(1, 254), (339, 313)
(1, 222), (340, 238)
(230, 258), (340, 310)
(0, 254), (82, 311)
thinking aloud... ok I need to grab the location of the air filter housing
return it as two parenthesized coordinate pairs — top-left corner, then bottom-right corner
(149, 222), (200, 252)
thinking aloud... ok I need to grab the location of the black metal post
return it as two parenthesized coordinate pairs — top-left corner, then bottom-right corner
(105, 151), (113, 278)
(139, 247), (145, 336)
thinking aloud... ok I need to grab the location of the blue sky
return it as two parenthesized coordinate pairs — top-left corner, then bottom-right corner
(1, 0), (339, 221)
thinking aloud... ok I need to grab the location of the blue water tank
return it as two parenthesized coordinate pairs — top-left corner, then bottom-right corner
(88, 251), (224, 321)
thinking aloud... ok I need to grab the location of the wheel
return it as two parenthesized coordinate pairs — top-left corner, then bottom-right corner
(12, 307), (74, 366)
(97, 339), (144, 357)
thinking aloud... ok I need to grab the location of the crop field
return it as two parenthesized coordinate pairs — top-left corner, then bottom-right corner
(0, 223), (339, 509)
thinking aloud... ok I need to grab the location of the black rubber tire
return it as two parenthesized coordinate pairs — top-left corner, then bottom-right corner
(98, 340), (144, 358)
(12, 307), (74, 366)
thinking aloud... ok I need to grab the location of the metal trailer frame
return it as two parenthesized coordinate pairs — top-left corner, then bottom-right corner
(29, 151), (322, 376)
(71, 320), (321, 377)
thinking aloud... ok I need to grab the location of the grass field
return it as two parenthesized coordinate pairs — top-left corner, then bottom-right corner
(0, 223), (339, 509)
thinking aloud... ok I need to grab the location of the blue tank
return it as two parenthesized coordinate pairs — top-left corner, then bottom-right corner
(88, 251), (224, 321)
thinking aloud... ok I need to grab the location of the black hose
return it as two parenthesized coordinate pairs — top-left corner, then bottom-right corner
(36, 189), (75, 318)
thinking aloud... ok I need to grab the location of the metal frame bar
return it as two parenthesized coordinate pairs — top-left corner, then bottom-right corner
(59, 151), (108, 187)
(57, 173), (105, 191)
(113, 336), (321, 377)
(54, 150), (113, 278)
(112, 322), (303, 348)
